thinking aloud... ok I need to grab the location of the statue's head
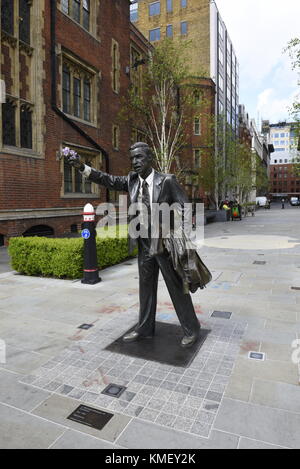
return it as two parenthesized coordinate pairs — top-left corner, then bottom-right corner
(130, 142), (153, 179)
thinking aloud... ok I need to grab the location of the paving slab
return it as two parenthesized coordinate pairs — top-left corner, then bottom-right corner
(116, 418), (239, 449)
(1, 345), (50, 375)
(238, 437), (288, 449)
(232, 356), (299, 386)
(50, 429), (124, 449)
(32, 394), (131, 443)
(214, 398), (300, 449)
(250, 379), (300, 412)
(0, 369), (50, 411)
(0, 403), (65, 449)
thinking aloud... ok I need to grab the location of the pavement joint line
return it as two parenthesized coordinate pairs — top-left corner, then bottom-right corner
(220, 396), (300, 416)
(0, 400), (69, 430)
(238, 436), (289, 449)
(0, 394), (131, 445)
(114, 415), (134, 445)
(47, 429), (68, 449)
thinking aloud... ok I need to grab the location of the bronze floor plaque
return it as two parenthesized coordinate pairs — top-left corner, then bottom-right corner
(67, 405), (113, 431)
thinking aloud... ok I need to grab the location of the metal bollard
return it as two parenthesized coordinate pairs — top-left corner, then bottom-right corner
(81, 203), (101, 285)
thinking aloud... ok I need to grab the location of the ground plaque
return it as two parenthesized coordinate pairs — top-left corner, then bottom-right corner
(105, 322), (210, 367)
(67, 405), (113, 431)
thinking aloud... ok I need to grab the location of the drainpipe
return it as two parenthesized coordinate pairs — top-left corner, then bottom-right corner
(50, 0), (110, 202)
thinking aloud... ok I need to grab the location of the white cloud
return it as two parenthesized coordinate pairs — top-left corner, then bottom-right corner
(257, 87), (299, 121)
(215, 0), (300, 122)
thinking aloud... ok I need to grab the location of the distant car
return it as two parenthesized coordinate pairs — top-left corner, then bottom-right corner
(256, 196), (268, 207)
(290, 197), (300, 206)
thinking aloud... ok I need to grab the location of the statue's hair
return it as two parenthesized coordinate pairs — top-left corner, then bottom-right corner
(130, 142), (153, 159)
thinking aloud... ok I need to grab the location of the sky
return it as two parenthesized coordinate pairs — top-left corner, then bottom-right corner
(215, 0), (300, 126)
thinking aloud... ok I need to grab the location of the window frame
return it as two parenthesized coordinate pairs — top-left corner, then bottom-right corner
(60, 0), (94, 34)
(180, 21), (188, 36)
(149, 27), (161, 42)
(194, 148), (201, 169)
(194, 117), (201, 136)
(62, 145), (101, 196)
(61, 55), (95, 124)
(149, 1), (161, 17)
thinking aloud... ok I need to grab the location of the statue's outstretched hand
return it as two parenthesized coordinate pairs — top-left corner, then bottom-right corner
(61, 147), (84, 171)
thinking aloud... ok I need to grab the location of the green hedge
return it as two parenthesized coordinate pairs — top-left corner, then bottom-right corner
(8, 225), (136, 280)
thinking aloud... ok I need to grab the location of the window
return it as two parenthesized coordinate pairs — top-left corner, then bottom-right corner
(1, 0), (14, 35)
(194, 117), (201, 135)
(72, 0), (80, 22)
(166, 24), (173, 37)
(62, 59), (93, 122)
(181, 21), (188, 35)
(218, 18), (224, 40)
(219, 46), (224, 66)
(64, 150), (98, 194)
(82, 0), (90, 31)
(112, 41), (120, 93)
(274, 133), (279, 138)
(130, 47), (143, 96)
(63, 65), (71, 114)
(130, 1), (138, 22)
(112, 125), (120, 150)
(149, 28), (161, 42)
(194, 90), (201, 105)
(194, 149), (201, 169)
(73, 78), (81, 117)
(149, 1), (160, 16)
(218, 100), (224, 114)
(61, 0), (70, 15)
(280, 133), (285, 138)
(131, 128), (146, 144)
(61, 0), (90, 31)
(20, 104), (32, 149)
(181, 0), (187, 7)
(83, 80), (91, 121)
(2, 99), (33, 149)
(19, 0), (31, 44)
(166, 0), (173, 12)
(219, 74), (224, 92)
(227, 109), (231, 124)
(2, 100), (16, 146)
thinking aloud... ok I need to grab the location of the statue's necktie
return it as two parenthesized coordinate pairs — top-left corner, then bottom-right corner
(142, 180), (151, 236)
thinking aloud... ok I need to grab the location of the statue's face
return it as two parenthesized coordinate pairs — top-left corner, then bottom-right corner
(130, 148), (152, 178)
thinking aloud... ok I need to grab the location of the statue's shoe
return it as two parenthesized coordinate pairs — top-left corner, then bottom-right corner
(181, 334), (199, 348)
(122, 331), (153, 343)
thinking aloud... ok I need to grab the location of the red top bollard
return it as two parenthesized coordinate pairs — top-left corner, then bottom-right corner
(81, 203), (101, 285)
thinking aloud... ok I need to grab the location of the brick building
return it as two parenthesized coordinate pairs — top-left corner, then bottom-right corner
(131, 0), (239, 204)
(0, 0), (150, 245)
(263, 121), (299, 199)
(131, 0), (239, 134)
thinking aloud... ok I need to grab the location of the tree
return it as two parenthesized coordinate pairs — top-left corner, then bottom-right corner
(286, 38), (300, 176)
(121, 38), (206, 176)
(196, 115), (256, 206)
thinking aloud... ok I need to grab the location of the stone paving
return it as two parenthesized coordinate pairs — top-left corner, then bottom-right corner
(20, 313), (246, 439)
(0, 203), (300, 449)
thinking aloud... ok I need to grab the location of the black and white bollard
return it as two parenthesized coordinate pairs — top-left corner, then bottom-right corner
(81, 203), (101, 285)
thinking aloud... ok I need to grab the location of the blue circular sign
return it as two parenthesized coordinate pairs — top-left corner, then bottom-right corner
(82, 229), (91, 240)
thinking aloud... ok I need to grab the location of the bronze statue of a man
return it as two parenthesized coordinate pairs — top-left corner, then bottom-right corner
(65, 142), (210, 347)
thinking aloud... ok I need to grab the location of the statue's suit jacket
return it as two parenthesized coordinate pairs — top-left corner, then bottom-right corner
(88, 168), (188, 254)
(87, 168), (212, 293)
